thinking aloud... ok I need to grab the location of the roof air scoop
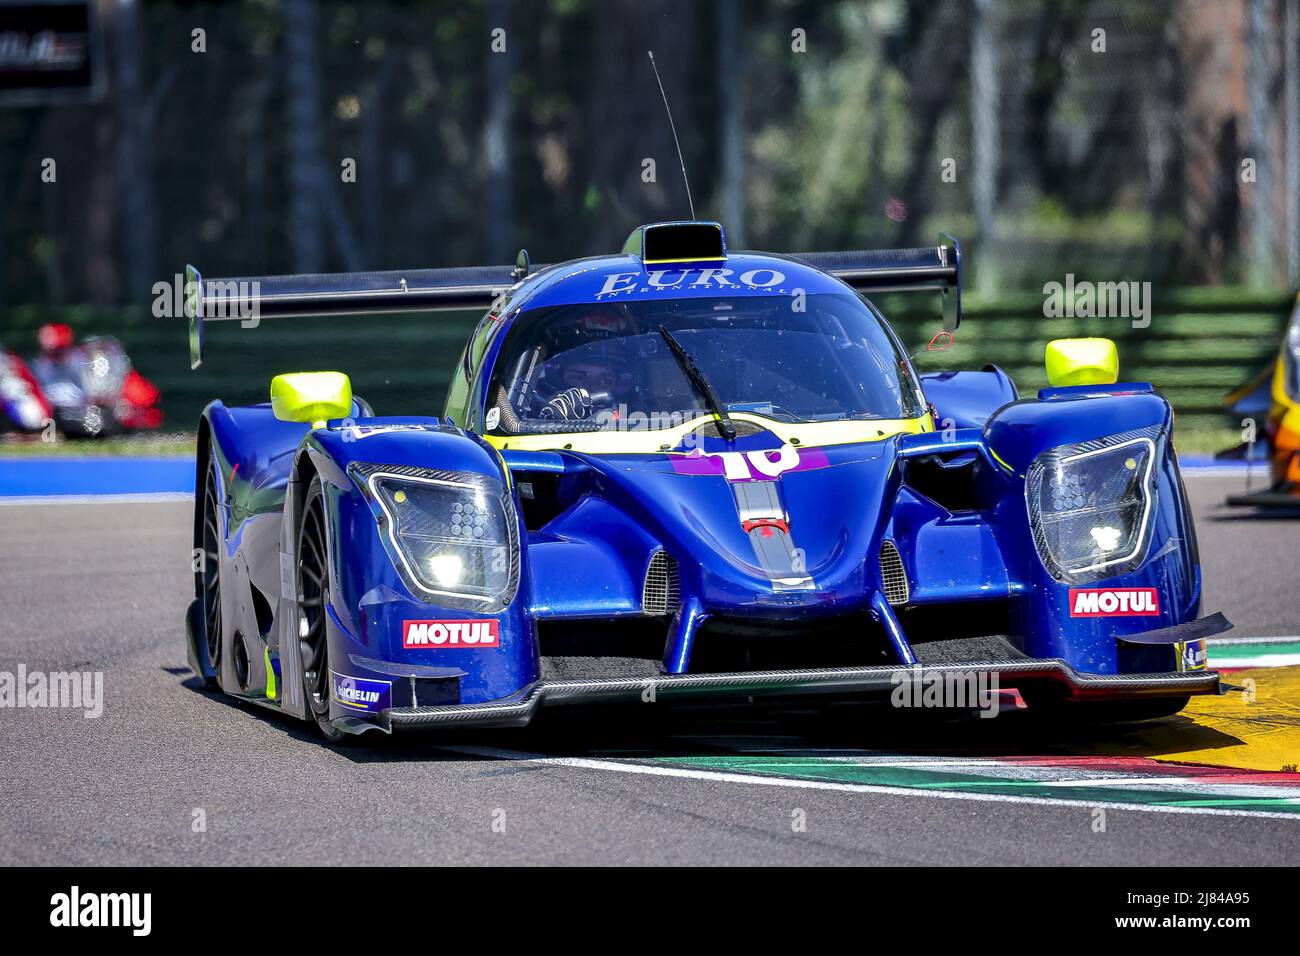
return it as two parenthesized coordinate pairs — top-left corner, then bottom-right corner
(622, 221), (726, 265)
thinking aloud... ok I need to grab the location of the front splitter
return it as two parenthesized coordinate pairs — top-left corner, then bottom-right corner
(381, 659), (1220, 731)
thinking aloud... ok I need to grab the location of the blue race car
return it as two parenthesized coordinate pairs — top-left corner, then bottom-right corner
(183, 221), (1225, 742)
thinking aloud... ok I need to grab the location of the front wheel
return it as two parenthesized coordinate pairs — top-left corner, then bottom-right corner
(198, 460), (224, 688)
(297, 475), (349, 744)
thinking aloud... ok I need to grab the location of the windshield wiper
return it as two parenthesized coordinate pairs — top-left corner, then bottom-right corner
(657, 325), (737, 443)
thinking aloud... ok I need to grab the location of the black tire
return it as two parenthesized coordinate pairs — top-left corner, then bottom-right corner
(198, 461), (224, 688)
(1024, 690), (1190, 725)
(297, 476), (349, 744)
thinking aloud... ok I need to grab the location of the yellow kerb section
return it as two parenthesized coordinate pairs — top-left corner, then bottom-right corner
(980, 667), (1300, 774)
(483, 412), (932, 454)
(1147, 666), (1300, 773)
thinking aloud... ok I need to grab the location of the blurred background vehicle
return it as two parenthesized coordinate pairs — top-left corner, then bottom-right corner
(1223, 294), (1300, 505)
(0, 340), (50, 433)
(27, 323), (161, 437)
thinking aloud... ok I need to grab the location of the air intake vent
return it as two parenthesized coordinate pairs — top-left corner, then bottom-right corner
(879, 539), (909, 606)
(623, 221), (726, 264)
(643, 550), (681, 616)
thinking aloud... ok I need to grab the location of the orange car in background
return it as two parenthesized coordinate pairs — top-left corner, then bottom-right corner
(1225, 294), (1300, 508)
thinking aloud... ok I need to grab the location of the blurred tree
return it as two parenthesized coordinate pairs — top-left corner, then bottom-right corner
(1175, 0), (1246, 284)
(0, 0), (1296, 311)
(285, 0), (326, 273)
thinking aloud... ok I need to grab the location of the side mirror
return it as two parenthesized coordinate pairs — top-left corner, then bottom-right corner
(926, 330), (954, 352)
(270, 371), (352, 428)
(1045, 338), (1119, 388)
(939, 232), (962, 332)
(511, 248), (531, 280)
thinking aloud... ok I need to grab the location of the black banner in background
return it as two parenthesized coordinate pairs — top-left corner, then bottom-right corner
(0, 1), (103, 105)
(0, 867), (1284, 940)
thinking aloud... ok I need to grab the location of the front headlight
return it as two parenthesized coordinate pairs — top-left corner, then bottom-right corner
(350, 463), (519, 608)
(1026, 430), (1159, 582)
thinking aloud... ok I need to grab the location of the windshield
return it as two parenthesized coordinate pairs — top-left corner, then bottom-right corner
(485, 293), (923, 434)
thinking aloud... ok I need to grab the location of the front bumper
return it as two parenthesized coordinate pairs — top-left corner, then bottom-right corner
(380, 659), (1220, 731)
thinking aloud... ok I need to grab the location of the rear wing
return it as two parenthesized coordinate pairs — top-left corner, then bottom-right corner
(788, 233), (962, 332)
(183, 232), (961, 369)
(183, 261), (522, 369)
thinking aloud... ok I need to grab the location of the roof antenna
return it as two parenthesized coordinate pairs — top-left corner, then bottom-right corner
(647, 50), (696, 221)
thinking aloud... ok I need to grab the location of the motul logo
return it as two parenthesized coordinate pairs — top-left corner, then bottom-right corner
(402, 619), (500, 649)
(1068, 588), (1160, 617)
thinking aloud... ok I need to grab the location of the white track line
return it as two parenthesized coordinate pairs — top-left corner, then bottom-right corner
(1209, 635), (1300, 645)
(0, 493), (192, 505)
(1207, 635), (1300, 668)
(441, 745), (1300, 821)
(819, 758), (1010, 769)
(1213, 654), (1300, 669)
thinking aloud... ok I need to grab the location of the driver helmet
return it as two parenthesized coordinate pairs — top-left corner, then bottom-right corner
(556, 339), (630, 399)
(537, 305), (636, 404)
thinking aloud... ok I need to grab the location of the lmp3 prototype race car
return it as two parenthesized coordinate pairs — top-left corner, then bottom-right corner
(183, 221), (1226, 742)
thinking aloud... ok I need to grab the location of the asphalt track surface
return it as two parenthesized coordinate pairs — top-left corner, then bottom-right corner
(0, 475), (1297, 866)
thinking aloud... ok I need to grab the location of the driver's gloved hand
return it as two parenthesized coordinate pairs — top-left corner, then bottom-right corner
(539, 387), (593, 421)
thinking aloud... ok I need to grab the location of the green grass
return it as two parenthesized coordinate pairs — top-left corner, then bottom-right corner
(1169, 425), (1239, 456)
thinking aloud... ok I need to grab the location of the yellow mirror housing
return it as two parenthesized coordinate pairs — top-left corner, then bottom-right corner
(270, 372), (352, 428)
(1044, 338), (1119, 388)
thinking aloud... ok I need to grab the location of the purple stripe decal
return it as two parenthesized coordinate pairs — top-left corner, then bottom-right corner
(669, 444), (830, 481)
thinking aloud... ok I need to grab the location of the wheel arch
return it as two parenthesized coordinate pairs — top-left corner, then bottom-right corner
(187, 407), (225, 686)
(271, 444), (330, 721)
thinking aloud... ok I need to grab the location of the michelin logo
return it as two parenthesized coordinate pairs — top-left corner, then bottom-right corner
(330, 672), (391, 713)
(1178, 639), (1208, 672)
